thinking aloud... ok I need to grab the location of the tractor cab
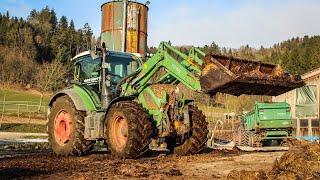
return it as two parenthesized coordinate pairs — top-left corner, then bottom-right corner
(72, 50), (141, 94)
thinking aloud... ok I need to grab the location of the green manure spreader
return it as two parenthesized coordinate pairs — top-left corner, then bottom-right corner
(47, 42), (303, 158)
(234, 102), (294, 148)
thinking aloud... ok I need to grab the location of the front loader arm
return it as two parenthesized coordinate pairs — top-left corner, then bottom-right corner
(187, 47), (205, 66)
(160, 46), (205, 78)
(121, 42), (203, 96)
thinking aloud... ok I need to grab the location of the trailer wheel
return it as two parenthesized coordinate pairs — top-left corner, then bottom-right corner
(167, 105), (209, 156)
(106, 101), (153, 159)
(48, 96), (95, 156)
(238, 128), (249, 146)
(249, 132), (262, 147)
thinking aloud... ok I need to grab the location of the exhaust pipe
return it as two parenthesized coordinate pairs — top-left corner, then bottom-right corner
(101, 42), (112, 109)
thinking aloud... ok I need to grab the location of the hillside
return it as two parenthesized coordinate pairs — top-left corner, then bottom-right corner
(0, 88), (51, 105)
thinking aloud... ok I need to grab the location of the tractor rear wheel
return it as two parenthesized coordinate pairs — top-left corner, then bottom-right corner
(48, 96), (95, 156)
(167, 105), (209, 156)
(106, 101), (153, 159)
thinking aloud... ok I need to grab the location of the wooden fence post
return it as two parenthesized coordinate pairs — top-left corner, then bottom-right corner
(1, 97), (5, 120)
(0, 100), (48, 121)
(231, 116), (234, 135)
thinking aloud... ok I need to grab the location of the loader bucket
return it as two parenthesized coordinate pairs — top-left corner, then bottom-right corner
(200, 54), (305, 96)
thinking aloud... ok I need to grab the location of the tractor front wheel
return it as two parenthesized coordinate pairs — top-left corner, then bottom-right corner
(167, 105), (209, 156)
(106, 101), (153, 159)
(48, 96), (95, 156)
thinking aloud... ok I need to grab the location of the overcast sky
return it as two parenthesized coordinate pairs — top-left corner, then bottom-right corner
(1, 0), (320, 48)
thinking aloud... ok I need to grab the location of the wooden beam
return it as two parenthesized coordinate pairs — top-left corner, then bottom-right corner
(308, 118), (312, 136)
(296, 118), (300, 137)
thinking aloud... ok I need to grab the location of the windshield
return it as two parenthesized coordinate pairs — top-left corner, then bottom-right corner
(77, 52), (139, 87)
(108, 54), (139, 83)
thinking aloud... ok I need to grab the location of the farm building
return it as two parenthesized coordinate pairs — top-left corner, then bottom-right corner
(273, 68), (320, 138)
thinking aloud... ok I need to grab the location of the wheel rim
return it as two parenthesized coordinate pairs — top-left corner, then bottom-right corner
(54, 110), (72, 146)
(111, 114), (128, 149)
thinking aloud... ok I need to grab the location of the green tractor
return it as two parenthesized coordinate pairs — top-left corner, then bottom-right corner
(234, 102), (293, 147)
(47, 42), (303, 158)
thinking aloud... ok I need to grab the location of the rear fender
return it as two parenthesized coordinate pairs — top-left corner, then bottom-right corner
(49, 88), (97, 111)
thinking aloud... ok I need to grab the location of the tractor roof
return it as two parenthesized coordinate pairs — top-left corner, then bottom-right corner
(71, 50), (141, 61)
(72, 51), (91, 60)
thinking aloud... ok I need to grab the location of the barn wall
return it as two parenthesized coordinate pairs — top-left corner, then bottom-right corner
(272, 75), (320, 119)
(272, 73), (320, 138)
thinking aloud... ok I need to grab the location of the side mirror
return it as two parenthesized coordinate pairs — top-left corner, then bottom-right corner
(90, 46), (101, 60)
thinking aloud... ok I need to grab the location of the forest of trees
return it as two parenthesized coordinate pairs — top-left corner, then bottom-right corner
(1, 7), (320, 97)
(0, 7), (95, 92)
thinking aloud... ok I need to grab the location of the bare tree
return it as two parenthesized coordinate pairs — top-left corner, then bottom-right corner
(35, 60), (67, 110)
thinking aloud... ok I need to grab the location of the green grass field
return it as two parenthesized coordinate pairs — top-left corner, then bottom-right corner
(0, 89), (51, 105)
(0, 89), (52, 116)
(0, 123), (47, 133)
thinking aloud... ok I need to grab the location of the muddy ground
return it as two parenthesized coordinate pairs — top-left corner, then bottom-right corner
(0, 148), (284, 179)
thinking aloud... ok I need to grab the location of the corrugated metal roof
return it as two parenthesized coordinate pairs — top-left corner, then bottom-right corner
(302, 67), (320, 80)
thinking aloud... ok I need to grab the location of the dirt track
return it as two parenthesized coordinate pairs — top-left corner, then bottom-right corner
(0, 116), (47, 124)
(0, 149), (284, 179)
(0, 132), (47, 140)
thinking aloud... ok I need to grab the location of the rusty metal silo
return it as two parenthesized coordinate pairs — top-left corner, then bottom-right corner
(101, 0), (148, 56)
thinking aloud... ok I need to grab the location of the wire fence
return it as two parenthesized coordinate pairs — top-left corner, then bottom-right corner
(0, 101), (48, 119)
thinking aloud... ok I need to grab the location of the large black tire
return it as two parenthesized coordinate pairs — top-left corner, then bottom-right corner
(167, 105), (209, 156)
(240, 129), (249, 146)
(48, 96), (95, 156)
(254, 133), (263, 147)
(106, 101), (153, 159)
(249, 131), (262, 147)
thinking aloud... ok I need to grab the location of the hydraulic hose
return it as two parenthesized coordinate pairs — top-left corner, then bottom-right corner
(115, 70), (140, 97)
